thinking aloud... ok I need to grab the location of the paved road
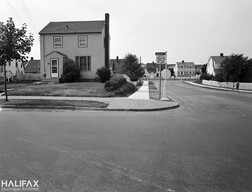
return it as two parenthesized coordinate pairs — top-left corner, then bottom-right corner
(0, 81), (251, 192)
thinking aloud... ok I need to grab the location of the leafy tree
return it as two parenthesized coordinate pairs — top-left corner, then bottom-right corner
(220, 54), (249, 82)
(201, 64), (207, 74)
(121, 53), (145, 81)
(169, 68), (175, 77)
(96, 67), (111, 83)
(0, 18), (34, 101)
(241, 59), (252, 82)
(60, 58), (80, 83)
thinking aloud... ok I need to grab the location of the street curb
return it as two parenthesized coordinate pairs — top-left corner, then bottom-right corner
(0, 102), (180, 112)
(184, 81), (252, 94)
(105, 102), (180, 112)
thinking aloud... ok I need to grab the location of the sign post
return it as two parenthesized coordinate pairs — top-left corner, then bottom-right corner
(161, 68), (171, 99)
(155, 52), (167, 99)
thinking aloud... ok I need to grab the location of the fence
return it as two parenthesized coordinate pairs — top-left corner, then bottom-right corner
(202, 80), (252, 90)
(16, 73), (42, 81)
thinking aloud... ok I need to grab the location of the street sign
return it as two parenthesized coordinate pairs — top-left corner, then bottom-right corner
(161, 69), (171, 79)
(155, 52), (166, 64)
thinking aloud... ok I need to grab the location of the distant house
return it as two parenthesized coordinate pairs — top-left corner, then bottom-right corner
(39, 13), (110, 81)
(174, 60), (195, 77)
(206, 53), (227, 76)
(195, 64), (204, 74)
(144, 62), (175, 78)
(145, 62), (158, 78)
(109, 56), (125, 74)
(0, 59), (24, 81)
(24, 57), (40, 74)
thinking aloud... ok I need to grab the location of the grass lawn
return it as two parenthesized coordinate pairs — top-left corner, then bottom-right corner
(0, 99), (108, 108)
(148, 81), (159, 100)
(0, 81), (35, 91)
(2, 82), (116, 97)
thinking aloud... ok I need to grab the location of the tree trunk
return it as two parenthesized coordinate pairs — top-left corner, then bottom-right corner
(3, 64), (8, 101)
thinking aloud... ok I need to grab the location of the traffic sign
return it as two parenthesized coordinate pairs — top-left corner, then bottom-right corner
(161, 69), (171, 79)
(155, 52), (167, 64)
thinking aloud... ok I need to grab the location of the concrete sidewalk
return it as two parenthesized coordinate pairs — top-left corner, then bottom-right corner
(0, 81), (179, 111)
(128, 81), (149, 100)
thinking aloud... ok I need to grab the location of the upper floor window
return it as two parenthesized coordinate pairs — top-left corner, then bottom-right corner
(78, 35), (88, 48)
(53, 36), (63, 48)
(181, 65), (184, 68)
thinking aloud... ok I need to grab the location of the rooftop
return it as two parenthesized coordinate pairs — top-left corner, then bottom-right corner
(24, 59), (40, 73)
(39, 20), (105, 35)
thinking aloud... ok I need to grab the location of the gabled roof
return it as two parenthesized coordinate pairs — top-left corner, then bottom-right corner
(24, 59), (40, 73)
(176, 62), (195, 65)
(45, 51), (67, 57)
(210, 56), (227, 64)
(146, 63), (157, 73)
(209, 56), (227, 70)
(109, 59), (125, 64)
(39, 20), (105, 35)
(146, 63), (173, 73)
(109, 58), (125, 73)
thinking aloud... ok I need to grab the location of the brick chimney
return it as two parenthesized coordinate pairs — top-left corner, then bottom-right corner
(104, 13), (110, 68)
(220, 53), (224, 57)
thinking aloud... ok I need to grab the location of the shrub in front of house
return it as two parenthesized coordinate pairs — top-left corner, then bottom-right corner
(214, 73), (224, 82)
(105, 76), (126, 91)
(114, 82), (137, 96)
(200, 73), (214, 81)
(60, 58), (80, 83)
(96, 67), (111, 83)
(105, 75), (137, 96)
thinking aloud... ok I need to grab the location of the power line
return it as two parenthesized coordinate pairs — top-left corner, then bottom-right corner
(20, 0), (37, 34)
(6, 0), (23, 23)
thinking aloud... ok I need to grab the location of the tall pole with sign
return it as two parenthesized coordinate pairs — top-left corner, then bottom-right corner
(162, 51), (168, 99)
(155, 52), (166, 99)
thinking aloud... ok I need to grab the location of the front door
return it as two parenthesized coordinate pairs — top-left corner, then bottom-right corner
(51, 59), (59, 78)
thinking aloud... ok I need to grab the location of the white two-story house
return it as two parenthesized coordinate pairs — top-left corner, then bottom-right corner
(39, 13), (110, 81)
(174, 60), (195, 78)
(0, 59), (24, 81)
(206, 53), (227, 76)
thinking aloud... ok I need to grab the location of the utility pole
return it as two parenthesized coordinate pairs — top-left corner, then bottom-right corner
(159, 62), (162, 99)
(3, 63), (8, 101)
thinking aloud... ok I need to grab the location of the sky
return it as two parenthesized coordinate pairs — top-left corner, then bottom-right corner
(1, 0), (252, 64)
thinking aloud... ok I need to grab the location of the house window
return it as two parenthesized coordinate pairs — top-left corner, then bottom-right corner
(53, 36), (63, 47)
(181, 65), (184, 68)
(180, 71), (184, 75)
(78, 35), (88, 48)
(76, 56), (91, 71)
(0, 66), (3, 73)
